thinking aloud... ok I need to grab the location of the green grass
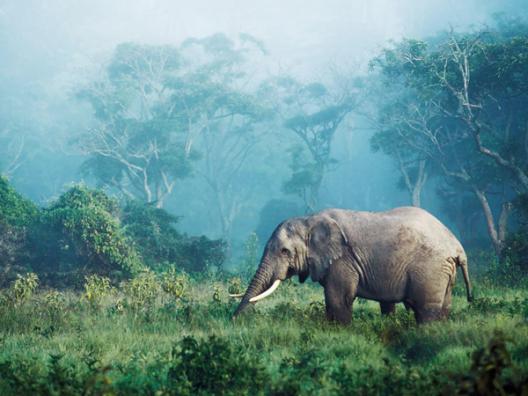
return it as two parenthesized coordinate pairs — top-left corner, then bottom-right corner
(0, 276), (527, 395)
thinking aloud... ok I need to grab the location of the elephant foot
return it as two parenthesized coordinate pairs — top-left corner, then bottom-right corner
(325, 308), (352, 324)
(414, 307), (444, 324)
(380, 302), (396, 315)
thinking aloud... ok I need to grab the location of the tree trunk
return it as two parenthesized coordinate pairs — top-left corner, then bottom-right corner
(399, 157), (427, 208)
(473, 187), (511, 257)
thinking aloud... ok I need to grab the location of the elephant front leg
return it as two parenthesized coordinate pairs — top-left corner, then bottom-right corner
(323, 265), (358, 324)
(324, 288), (354, 324)
(379, 302), (396, 315)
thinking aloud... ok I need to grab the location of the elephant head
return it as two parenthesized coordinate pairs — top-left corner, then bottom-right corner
(232, 214), (349, 317)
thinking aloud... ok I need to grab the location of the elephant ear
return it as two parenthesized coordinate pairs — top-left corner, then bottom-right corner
(307, 215), (349, 282)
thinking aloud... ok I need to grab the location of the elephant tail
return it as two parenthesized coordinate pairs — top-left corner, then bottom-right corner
(456, 255), (473, 303)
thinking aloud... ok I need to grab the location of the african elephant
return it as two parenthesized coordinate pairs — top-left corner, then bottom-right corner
(233, 207), (472, 324)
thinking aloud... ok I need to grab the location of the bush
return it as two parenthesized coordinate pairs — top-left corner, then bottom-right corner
(0, 176), (39, 228)
(167, 336), (266, 395)
(32, 185), (142, 284)
(0, 177), (39, 285)
(122, 200), (227, 273)
(449, 332), (528, 395)
(121, 201), (183, 268)
(122, 269), (160, 313)
(0, 221), (28, 287)
(178, 236), (226, 273)
(83, 274), (113, 309)
(9, 272), (39, 306)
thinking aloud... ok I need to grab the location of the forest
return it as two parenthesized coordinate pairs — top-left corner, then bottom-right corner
(1, 1), (527, 394)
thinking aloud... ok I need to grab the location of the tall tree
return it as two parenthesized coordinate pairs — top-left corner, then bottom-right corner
(260, 77), (357, 212)
(167, 33), (270, 241)
(371, 20), (528, 256)
(78, 43), (195, 208)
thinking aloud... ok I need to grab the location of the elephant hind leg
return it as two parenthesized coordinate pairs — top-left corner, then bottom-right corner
(380, 302), (396, 315)
(407, 270), (450, 325)
(413, 306), (444, 324)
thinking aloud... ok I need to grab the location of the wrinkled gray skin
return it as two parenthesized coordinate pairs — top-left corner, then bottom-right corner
(234, 207), (473, 324)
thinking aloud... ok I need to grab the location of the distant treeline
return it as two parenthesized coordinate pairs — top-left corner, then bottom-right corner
(1, 17), (528, 275)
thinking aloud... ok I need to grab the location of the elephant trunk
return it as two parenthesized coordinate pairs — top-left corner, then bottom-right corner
(233, 257), (275, 318)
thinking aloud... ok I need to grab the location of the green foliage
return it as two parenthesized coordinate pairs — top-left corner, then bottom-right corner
(0, 220), (28, 287)
(10, 272), (38, 306)
(0, 176), (38, 227)
(123, 200), (227, 273)
(34, 185), (142, 281)
(43, 290), (67, 322)
(122, 200), (183, 268)
(123, 269), (160, 312)
(177, 236), (227, 273)
(83, 275), (112, 309)
(450, 332), (528, 395)
(0, 275), (527, 395)
(160, 267), (188, 300)
(0, 177), (38, 284)
(168, 336), (266, 395)
(369, 19), (528, 254)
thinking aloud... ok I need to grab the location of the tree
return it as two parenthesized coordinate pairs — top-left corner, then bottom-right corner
(33, 186), (143, 284)
(78, 43), (196, 208)
(0, 176), (38, 286)
(370, 19), (528, 256)
(168, 34), (270, 241)
(121, 200), (226, 273)
(260, 77), (358, 212)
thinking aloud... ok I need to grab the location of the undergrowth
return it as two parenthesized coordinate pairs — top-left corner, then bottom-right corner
(0, 273), (527, 395)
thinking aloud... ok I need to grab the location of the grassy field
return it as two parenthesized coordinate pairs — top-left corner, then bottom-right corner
(0, 272), (527, 395)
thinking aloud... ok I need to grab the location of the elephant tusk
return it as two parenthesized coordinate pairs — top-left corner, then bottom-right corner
(228, 293), (245, 298)
(249, 279), (281, 303)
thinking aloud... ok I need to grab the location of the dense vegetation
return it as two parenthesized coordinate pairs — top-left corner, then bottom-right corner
(0, 272), (526, 395)
(0, 178), (225, 288)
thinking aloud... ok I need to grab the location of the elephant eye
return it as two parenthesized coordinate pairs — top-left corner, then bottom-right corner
(281, 248), (291, 256)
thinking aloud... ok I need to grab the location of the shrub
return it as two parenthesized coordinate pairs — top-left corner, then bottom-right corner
(177, 236), (227, 273)
(43, 289), (67, 321)
(32, 185), (142, 283)
(167, 336), (266, 395)
(10, 272), (39, 306)
(121, 201), (183, 269)
(160, 267), (188, 301)
(123, 270), (160, 312)
(0, 221), (28, 287)
(122, 200), (227, 273)
(450, 332), (528, 395)
(0, 176), (39, 228)
(83, 275), (113, 309)
(0, 177), (39, 285)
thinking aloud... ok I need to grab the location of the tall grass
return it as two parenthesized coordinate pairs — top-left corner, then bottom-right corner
(0, 273), (527, 395)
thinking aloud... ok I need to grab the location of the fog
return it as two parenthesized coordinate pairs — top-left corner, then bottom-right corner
(1, 0), (527, 259)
